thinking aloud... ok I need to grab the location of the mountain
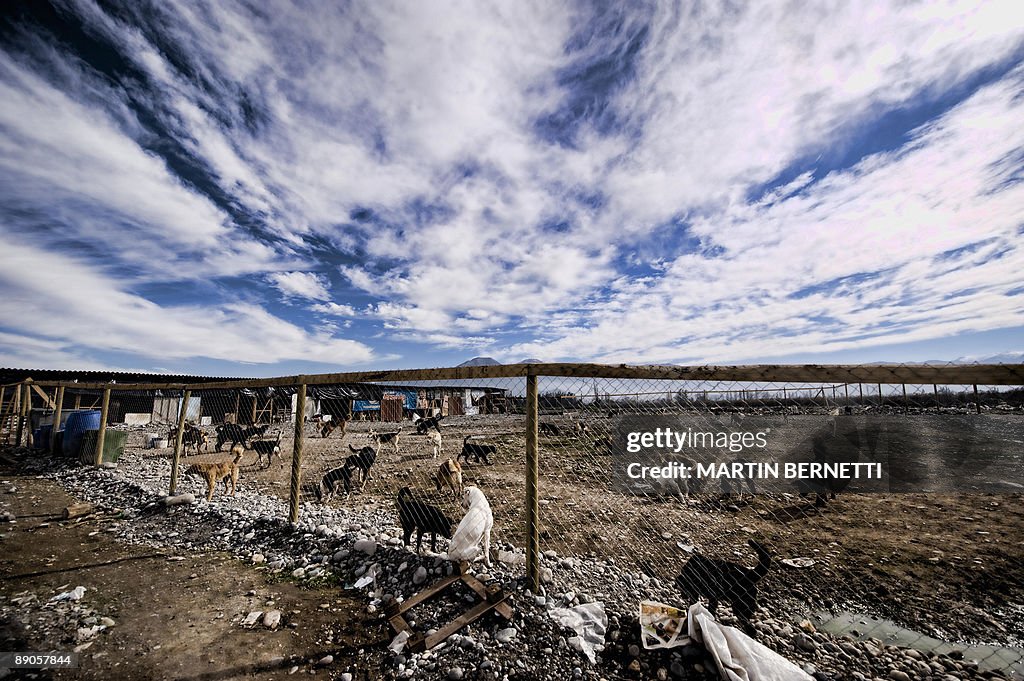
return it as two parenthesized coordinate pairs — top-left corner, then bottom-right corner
(457, 357), (502, 367)
(519, 358), (543, 364)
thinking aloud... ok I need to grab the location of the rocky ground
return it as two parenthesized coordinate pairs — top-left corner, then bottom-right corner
(1, 442), (1021, 680)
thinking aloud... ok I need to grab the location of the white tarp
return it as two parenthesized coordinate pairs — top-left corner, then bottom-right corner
(687, 603), (813, 681)
(548, 602), (607, 664)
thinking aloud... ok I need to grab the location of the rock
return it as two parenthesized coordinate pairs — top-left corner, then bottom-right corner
(888, 672), (911, 681)
(495, 628), (517, 643)
(251, 553), (266, 565)
(99, 617), (116, 627)
(291, 567), (306, 579)
(316, 655), (333, 667)
(262, 610), (282, 629)
(354, 539), (377, 556)
(339, 674), (353, 681)
(540, 567), (554, 584)
(448, 668), (464, 680)
(413, 566), (428, 586)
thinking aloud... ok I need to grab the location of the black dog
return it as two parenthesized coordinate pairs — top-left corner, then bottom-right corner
(675, 540), (772, 635)
(251, 432), (283, 468)
(539, 422), (561, 436)
(215, 423), (269, 452)
(416, 414), (444, 435)
(345, 444), (377, 484)
(315, 465), (354, 501)
(178, 425), (208, 454)
(397, 487), (454, 552)
(458, 436), (496, 465)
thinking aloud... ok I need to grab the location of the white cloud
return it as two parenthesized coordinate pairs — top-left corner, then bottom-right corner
(268, 272), (330, 301)
(0, 236), (377, 366)
(310, 302), (358, 317)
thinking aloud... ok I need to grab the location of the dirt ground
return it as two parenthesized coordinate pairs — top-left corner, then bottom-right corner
(0, 471), (390, 681)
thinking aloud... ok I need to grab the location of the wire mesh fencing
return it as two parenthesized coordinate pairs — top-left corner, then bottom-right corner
(5, 362), (1024, 676)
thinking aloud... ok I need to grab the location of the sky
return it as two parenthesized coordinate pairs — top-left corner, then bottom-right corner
(1, 0), (1023, 377)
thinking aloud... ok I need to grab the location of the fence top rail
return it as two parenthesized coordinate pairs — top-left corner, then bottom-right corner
(23, 362), (1024, 391)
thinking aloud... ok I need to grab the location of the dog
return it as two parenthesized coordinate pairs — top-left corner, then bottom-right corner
(415, 414), (444, 435)
(539, 422), (561, 436)
(319, 417), (348, 439)
(674, 539), (772, 635)
(345, 444), (378, 485)
(447, 486), (493, 566)
(167, 423), (208, 454)
(397, 487), (454, 553)
(432, 458), (463, 497)
(458, 436), (496, 465)
(251, 432), (283, 469)
(427, 429), (442, 459)
(215, 423), (269, 451)
(184, 449), (245, 501)
(315, 465), (355, 502)
(368, 428), (401, 454)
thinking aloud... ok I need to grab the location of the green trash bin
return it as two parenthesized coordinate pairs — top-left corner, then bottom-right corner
(79, 429), (128, 465)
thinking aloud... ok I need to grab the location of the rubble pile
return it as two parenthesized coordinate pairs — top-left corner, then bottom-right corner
(9, 451), (1013, 680)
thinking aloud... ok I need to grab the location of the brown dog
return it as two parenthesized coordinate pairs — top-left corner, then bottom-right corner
(184, 447), (244, 501)
(320, 417), (348, 439)
(433, 458), (463, 496)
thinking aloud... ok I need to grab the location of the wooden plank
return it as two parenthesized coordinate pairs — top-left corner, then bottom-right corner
(25, 362), (1024, 391)
(93, 388), (111, 466)
(391, 574), (461, 614)
(30, 384), (56, 409)
(169, 389), (191, 495)
(461, 576), (513, 619)
(288, 384), (306, 524)
(422, 597), (507, 650)
(525, 372), (540, 594)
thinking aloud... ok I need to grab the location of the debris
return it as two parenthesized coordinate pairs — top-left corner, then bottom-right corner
(62, 502), (95, 520)
(50, 586), (86, 602)
(780, 557), (816, 569)
(640, 601), (689, 649)
(241, 610), (263, 627)
(687, 603), (812, 680)
(389, 630), (410, 653)
(548, 602), (607, 664)
(161, 493), (195, 507)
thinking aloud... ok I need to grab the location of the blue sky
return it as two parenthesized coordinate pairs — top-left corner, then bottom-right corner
(0, 1), (1022, 377)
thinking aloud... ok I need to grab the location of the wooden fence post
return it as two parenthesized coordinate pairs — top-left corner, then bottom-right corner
(93, 387), (112, 466)
(525, 372), (540, 594)
(973, 384), (981, 414)
(169, 389), (192, 494)
(50, 386), (65, 453)
(289, 384), (307, 524)
(16, 381), (30, 447)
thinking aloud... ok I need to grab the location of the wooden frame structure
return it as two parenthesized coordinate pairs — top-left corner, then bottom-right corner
(385, 566), (513, 653)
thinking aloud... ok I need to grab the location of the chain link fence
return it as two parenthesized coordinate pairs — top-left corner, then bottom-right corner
(3, 362), (1023, 677)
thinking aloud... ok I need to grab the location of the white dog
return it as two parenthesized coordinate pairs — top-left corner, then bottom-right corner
(446, 486), (493, 566)
(427, 429), (442, 458)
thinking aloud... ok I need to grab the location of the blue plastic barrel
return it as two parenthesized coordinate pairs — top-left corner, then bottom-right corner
(63, 411), (103, 457)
